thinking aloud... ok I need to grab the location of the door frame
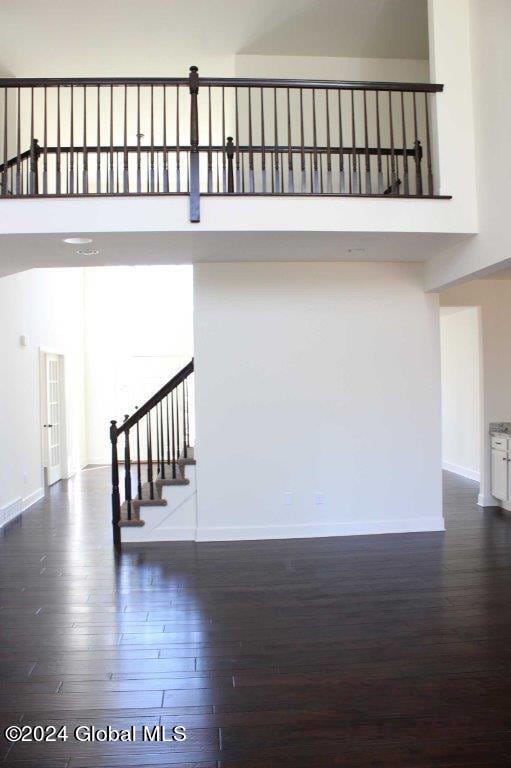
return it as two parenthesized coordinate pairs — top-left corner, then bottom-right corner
(39, 348), (69, 486)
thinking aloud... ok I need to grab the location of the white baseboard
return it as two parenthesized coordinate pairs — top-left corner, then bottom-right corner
(478, 493), (501, 507)
(195, 517), (446, 542)
(22, 487), (45, 511)
(443, 462), (480, 482)
(0, 497), (23, 529)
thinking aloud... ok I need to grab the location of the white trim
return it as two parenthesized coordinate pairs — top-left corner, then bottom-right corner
(0, 497), (23, 529)
(478, 493), (500, 507)
(22, 487), (45, 511)
(443, 462), (480, 482)
(195, 517), (446, 542)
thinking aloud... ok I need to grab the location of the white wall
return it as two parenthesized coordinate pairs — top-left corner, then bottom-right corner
(440, 306), (481, 480)
(194, 261), (443, 541)
(426, 0), (510, 290)
(84, 265), (193, 464)
(440, 279), (511, 505)
(0, 268), (85, 520)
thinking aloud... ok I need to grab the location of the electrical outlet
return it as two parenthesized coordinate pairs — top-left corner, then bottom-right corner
(284, 491), (293, 506)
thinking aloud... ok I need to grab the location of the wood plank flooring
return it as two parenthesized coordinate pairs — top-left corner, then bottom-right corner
(1, 467), (511, 766)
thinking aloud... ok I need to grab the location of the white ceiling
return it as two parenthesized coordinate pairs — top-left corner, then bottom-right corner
(0, 0), (429, 78)
(0, 231), (471, 279)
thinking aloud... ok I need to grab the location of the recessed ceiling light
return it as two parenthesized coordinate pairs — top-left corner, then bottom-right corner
(76, 249), (99, 256)
(63, 237), (93, 245)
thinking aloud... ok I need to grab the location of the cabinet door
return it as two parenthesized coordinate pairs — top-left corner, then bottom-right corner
(491, 449), (508, 500)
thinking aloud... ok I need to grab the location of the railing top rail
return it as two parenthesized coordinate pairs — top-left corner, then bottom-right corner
(0, 77), (189, 88)
(0, 75), (443, 93)
(198, 77), (443, 93)
(117, 358), (194, 436)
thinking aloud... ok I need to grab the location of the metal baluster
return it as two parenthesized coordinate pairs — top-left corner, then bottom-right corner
(136, 85), (141, 193)
(159, 400), (165, 479)
(207, 86), (213, 193)
(176, 84), (181, 192)
(389, 91), (397, 193)
(83, 85), (89, 193)
(69, 85), (74, 194)
(273, 88), (280, 193)
(55, 85), (62, 195)
(235, 86), (241, 192)
(171, 389), (176, 479)
(221, 86), (227, 192)
(182, 381), (188, 458)
(29, 87), (35, 195)
(312, 89), (319, 193)
(401, 92), (410, 196)
(147, 411), (154, 499)
(413, 92), (423, 196)
(2, 88), (7, 195)
(163, 85), (169, 192)
(325, 89), (332, 193)
(176, 384), (181, 459)
(286, 88), (293, 193)
(425, 92), (434, 195)
(351, 91), (359, 194)
(261, 88), (267, 193)
(41, 86), (47, 194)
(299, 88), (306, 192)
(123, 84), (128, 192)
(16, 87), (21, 194)
(96, 86), (101, 193)
(376, 91), (384, 194)
(155, 402), (161, 477)
(338, 90), (346, 193)
(135, 408), (142, 500)
(248, 87), (255, 193)
(149, 85), (155, 193)
(109, 85), (114, 193)
(363, 90), (371, 194)
(123, 417), (132, 521)
(166, 396), (171, 468)
(110, 421), (121, 550)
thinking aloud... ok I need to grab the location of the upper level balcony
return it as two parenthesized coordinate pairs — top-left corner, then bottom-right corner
(0, 0), (479, 269)
(0, 68), (445, 223)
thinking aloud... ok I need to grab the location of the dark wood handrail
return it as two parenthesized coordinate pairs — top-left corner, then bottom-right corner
(116, 358), (194, 436)
(198, 77), (443, 93)
(0, 76), (443, 93)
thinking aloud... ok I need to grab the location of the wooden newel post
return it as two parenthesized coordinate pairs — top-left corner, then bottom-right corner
(30, 138), (40, 195)
(189, 65), (200, 222)
(226, 137), (235, 193)
(414, 139), (423, 197)
(110, 420), (121, 550)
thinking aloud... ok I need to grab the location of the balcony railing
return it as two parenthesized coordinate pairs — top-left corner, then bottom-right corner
(0, 67), (445, 222)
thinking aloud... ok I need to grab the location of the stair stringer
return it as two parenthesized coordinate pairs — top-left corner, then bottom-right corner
(121, 465), (197, 542)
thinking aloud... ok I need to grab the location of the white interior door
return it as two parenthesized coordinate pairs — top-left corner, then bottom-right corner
(44, 354), (63, 486)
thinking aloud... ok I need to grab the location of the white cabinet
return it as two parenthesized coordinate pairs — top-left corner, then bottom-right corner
(491, 447), (509, 501)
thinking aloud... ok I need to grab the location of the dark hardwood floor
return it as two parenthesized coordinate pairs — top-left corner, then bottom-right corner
(1, 467), (511, 766)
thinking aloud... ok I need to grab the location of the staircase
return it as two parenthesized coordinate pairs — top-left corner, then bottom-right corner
(109, 359), (195, 548)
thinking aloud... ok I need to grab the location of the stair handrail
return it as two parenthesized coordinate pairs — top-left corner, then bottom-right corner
(114, 358), (194, 436)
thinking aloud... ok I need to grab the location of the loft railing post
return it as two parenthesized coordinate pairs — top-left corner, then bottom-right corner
(414, 139), (423, 196)
(189, 65), (200, 222)
(110, 420), (121, 550)
(30, 138), (40, 195)
(226, 137), (235, 193)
